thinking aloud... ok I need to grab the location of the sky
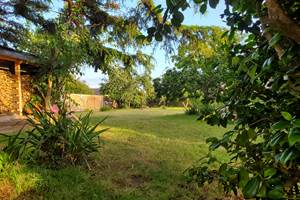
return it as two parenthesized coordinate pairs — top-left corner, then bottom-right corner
(50, 0), (227, 88)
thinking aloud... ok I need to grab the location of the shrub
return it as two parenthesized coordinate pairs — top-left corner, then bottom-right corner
(1, 104), (108, 167)
(185, 99), (202, 115)
(185, 99), (215, 117)
(100, 106), (111, 112)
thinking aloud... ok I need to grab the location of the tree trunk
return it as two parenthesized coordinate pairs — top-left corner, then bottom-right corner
(265, 0), (300, 44)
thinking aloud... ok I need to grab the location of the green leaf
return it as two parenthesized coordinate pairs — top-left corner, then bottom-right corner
(153, 5), (163, 14)
(288, 128), (300, 146)
(171, 11), (184, 27)
(209, 0), (219, 8)
(243, 176), (261, 198)
(269, 33), (281, 48)
(236, 131), (249, 146)
(278, 148), (295, 165)
(163, 25), (172, 34)
(238, 168), (249, 188)
(269, 132), (286, 147)
(219, 163), (227, 174)
(231, 56), (240, 66)
(281, 111), (292, 121)
(247, 128), (256, 139)
(267, 186), (284, 199)
(200, 4), (207, 14)
(262, 57), (273, 71)
(257, 183), (267, 198)
(147, 27), (156, 35)
(155, 32), (163, 41)
(136, 35), (146, 41)
(166, 0), (176, 7)
(263, 167), (276, 178)
(271, 121), (290, 130)
(247, 66), (257, 82)
(292, 119), (300, 128)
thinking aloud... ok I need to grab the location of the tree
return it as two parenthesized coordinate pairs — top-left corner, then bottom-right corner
(153, 68), (203, 105)
(12, 1), (156, 110)
(140, 0), (300, 198)
(0, 0), (54, 46)
(153, 26), (231, 105)
(22, 22), (89, 110)
(100, 67), (154, 108)
(65, 77), (94, 95)
(172, 26), (232, 103)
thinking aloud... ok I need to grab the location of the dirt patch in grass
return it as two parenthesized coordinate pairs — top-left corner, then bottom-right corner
(130, 174), (152, 187)
(0, 179), (14, 200)
(13, 189), (43, 200)
(113, 174), (152, 188)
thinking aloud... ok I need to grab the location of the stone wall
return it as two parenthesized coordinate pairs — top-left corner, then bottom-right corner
(0, 69), (33, 114)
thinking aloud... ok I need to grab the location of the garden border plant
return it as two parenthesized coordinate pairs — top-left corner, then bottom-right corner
(1, 103), (108, 168)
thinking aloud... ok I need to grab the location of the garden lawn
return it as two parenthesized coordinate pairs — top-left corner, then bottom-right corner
(1, 108), (229, 200)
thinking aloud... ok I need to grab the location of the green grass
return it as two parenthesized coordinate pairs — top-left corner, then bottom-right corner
(0, 108), (229, 200)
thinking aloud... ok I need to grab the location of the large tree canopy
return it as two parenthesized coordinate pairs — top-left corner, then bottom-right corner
(0, 0), (54, 46)
(139, 0), (300, 198)
(100, 67), (155, 108)
(3, 0), (156, 109)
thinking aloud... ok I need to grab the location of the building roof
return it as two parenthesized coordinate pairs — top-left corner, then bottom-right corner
(0, 45), (37, 64)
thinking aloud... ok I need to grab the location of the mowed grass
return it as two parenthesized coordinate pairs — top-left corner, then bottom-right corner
(0, 108), (229, 200)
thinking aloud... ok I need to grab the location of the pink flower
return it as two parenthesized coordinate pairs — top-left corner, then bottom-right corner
(50, 104), (59, 113)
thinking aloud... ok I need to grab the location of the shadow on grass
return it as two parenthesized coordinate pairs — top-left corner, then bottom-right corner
(1, 109), (228, 200)
(2, 160), (215, 200)
(89, 111), (227, 143)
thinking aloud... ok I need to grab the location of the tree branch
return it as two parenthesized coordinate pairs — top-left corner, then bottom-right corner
(266, 0), (300, 44)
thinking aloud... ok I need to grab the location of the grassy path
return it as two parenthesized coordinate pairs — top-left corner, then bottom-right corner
(1, 108), (228, 200)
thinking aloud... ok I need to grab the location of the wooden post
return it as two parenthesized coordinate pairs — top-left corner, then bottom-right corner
(15, 61), (23, 116)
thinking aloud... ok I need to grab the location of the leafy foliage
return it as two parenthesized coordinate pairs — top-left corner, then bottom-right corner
(153, 68), (202, 104)
(1, 104), (108, 167)
(5, 1), (156, 112)
(100, 68), (155, 108)
(100, 106), (111, 112)
(143, 0), (300, 198)
(65, 77), (94, 95)
(153, 26), (232, 106)
(185, 98), (217, 118)
(0, 0), (53, 46)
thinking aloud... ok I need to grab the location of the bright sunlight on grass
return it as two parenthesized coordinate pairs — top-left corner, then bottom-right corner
(1, 108), (229, 200)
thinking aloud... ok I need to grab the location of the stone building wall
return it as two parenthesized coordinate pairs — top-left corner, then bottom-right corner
(0, 69), (33, 114)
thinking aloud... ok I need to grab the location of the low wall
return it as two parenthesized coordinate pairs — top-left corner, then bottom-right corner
(68, 94), (104, 111)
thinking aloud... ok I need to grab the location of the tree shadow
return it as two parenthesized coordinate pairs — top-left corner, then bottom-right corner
(4, 159), (209, 200)
(90, 111), (226, 143)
